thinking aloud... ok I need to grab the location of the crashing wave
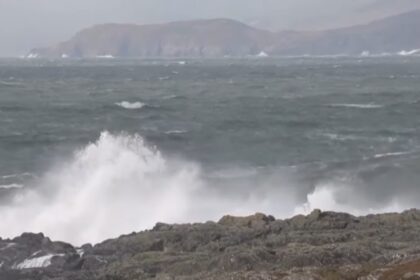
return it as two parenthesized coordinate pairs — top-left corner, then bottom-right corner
(0, 132), (417, 245)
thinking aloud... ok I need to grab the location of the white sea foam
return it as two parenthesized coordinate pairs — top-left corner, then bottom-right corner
(295, 182), (404, 216)
(115, 101), (145, 110)
(14, 254), (63, 269)
(329, 103), (383, 109)
(76, 248), (84, 257)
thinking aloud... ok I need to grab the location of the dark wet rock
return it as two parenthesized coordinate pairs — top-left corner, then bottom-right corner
(3, 210), (420, 279)
(218, 213), (275, 229)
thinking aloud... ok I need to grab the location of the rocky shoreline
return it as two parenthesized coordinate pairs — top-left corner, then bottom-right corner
(2, 210), (420, 279)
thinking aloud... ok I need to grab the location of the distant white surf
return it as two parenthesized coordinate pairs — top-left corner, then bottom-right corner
(398, 49), (420, 56)
(96, 54), (115, 59)
(25, 53), (39, 59)
(115, 101), (145, 110)
(358, 49), (420, 57)
(257, 51), (269, 58)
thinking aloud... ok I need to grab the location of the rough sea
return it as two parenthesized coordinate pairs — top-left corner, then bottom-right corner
(0, 57), (419, 244)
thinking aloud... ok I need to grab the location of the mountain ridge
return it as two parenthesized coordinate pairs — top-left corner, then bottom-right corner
(30, 10), (420, 58)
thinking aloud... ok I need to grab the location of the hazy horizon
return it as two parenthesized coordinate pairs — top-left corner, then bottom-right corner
(1, 0), (420, 57)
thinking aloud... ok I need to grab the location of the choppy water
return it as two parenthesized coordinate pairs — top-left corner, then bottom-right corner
(0, 57), (420, 244)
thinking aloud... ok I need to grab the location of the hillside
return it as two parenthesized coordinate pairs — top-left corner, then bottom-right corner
(31, 19), (273, 58)
(273, 9), (420, 55)
(3, 210), (420, 279)
(29, 10), (420, 58)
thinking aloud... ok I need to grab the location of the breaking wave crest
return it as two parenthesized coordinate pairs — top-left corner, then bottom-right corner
(115, 101), (145, 110)
(328, 103), (383, 109)
(0, 132), (415, 245)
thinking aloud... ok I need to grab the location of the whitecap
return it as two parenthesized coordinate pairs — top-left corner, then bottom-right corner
(165, 130), (188, 135)
(161, 95), (178, 100)
(0, 184), (24, 189)
(373, 151), (412, 159)
(320, 133), (360, 141)
(328, 103), (383, 109)
(2, 173), (33, 179)
(115, 101), (145, 110)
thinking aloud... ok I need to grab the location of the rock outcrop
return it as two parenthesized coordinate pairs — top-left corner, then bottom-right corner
(3, 209), (420, 279)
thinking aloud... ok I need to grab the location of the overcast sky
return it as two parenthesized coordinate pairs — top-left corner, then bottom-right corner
(0, 0), (419, 57)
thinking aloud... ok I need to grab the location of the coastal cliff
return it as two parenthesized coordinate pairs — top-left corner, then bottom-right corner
(29, 10), (420, 58)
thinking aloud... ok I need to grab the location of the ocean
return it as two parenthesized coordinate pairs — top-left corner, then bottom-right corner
(0, 56), (419, 244)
